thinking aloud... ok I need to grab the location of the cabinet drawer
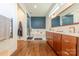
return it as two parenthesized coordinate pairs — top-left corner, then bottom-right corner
(62, 43), (76, 49)
(62, 39), (76, 45)
(62, 35), (76, 43)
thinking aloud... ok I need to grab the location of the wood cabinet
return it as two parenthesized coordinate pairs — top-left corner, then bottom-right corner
(46, 32), (62, 56)
(53, 33), (62, 55)
(46, 31), (78, 56)
(46, 32), (53, 48)
(77, 38), (79, 56)
(62, 35), (77, 56)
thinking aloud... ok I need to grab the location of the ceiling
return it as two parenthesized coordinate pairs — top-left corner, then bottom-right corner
(21, 3), (55, 16)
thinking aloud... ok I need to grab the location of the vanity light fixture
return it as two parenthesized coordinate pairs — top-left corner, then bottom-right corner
(48, 3), (64, 17)
(49, 4), (60, 17)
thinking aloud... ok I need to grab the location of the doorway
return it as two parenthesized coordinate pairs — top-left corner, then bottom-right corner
(27, 13), (33, 40)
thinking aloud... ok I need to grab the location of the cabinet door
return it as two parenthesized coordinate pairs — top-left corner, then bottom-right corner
(62, 35), (77, 56)
(77, 37), (79, 56)
(56, 33), (62, 55)
(46, 32), (49, 39)
(47, 32), (53, 48)
(53, 33), (62, 55)
(53, 33), (57, 51)
(49, 32), (53, 47)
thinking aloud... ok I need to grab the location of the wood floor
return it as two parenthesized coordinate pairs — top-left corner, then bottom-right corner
(11, 40), (56, 56)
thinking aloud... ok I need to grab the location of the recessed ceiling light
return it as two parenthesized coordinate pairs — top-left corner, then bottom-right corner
(34, 5), (37, 8)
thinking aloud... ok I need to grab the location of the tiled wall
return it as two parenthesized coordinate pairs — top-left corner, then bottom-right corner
(50, 24), (79, 37)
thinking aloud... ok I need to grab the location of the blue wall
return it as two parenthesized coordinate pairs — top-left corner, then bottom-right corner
(31, 17), (46, 29)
